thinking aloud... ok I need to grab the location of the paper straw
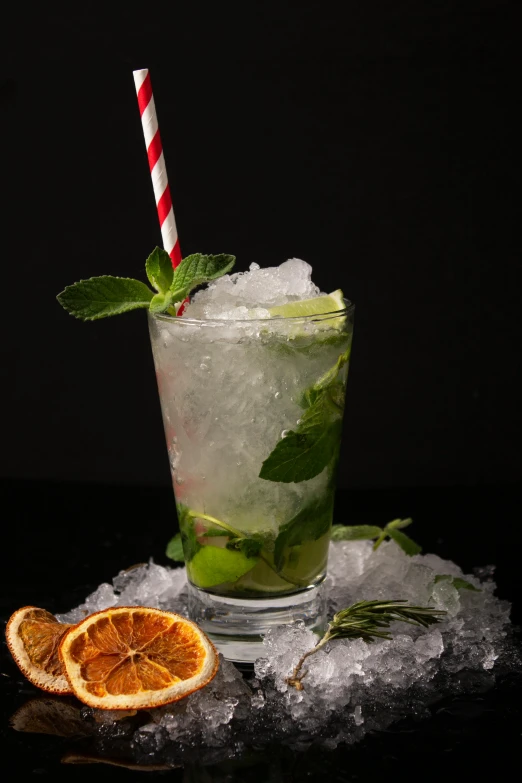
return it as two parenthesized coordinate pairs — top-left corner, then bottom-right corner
(133, 69), (182, 269)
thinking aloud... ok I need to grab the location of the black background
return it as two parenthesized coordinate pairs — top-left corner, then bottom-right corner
(2, 3), (521, 779)
(4, 1), (520, 490)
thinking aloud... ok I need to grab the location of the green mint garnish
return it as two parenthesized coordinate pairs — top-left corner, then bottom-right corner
(385, 527), (422, 556)
(57, 276), (154, 321)
(331, 517), (422, 556)
(169, 253), (236, 302)
(176, 504), (201, 562)
(226, 535), (265, 559)
(166, 521), (243, 564)
(166, 505), (321, 587)
(287, 600), (446, 690)
(56, 249), (236, 321)
(149, 291), (175, 313)
(434, 574), (481, 592)
(165, 533), (184, 562)
(168, 504), (266, 566)
(300, 346), (351, 408)
(273, 494), (333, 573)
(259, 347), (349, 484)
(145, 247), (174, 294)
(259, 396), (343, 483)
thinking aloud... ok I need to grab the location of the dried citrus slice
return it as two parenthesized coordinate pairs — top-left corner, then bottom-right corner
(59, 606), (218, 710)
(6, 606), (73, 694)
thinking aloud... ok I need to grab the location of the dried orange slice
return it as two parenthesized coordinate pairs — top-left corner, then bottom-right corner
(6, 606), (73, 694)
(59, 606), (218, 710)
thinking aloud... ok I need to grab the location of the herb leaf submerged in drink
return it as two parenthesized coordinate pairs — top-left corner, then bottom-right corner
(57, 254), (354, 597)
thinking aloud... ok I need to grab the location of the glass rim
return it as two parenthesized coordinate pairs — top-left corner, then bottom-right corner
(149, 300), (355, 326)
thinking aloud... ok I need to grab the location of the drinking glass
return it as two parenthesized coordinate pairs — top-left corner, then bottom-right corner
(148, 305), (354, 662)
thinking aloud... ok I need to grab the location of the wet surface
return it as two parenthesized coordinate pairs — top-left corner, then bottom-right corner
(1, 481), (521, 780)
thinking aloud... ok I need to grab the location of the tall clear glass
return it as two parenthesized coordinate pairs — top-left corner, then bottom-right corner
(148, 305), (354, 662)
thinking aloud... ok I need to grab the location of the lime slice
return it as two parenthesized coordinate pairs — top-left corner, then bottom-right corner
(268, 289), (345, 319)
(278, 534), (330, 586)
(187, 546), (258, 588)
(232, 558), (294, 593)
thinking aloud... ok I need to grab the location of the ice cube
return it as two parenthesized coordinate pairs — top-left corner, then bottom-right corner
(56, 582), (117, 623)
(57, 561), (187, 622)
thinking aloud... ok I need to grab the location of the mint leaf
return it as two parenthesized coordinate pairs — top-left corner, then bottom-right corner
(260, 392), (343, 483)
(274, 494), (333, 571)
(150, 291), (174, 313)
(331, 524), (384, 541)
(301, 346), (351, 407)
(177, 503), (201, 562)
(170, 253), (236, 301)
(226, 535), (265, 558)
(386, 517), (413, 531)
(386, 527), (422, 556)
(57, 276), (153, 321)
(145, 247), (174, 293)
(166, 533), (184, 562)
(434, 574), (481, 592)
(452, 577), (480, 592)
(260, 348), (349, 484)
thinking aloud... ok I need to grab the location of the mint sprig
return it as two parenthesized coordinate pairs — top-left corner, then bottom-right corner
(331, 517), (422, 556)
(57, 249), (236, 321)
(57, 276), (154, 321)
(259, 346), (350, 483)
(273, 494), (333, 574)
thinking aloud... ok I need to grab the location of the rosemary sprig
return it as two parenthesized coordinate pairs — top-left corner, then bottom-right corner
(286, 600), (446, 690)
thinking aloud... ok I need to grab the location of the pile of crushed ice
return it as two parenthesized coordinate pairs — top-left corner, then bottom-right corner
(57, 540), (518, 753)
(182, 258), (324, 320)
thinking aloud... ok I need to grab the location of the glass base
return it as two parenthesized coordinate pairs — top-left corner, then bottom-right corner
(187, 582), (326, 663)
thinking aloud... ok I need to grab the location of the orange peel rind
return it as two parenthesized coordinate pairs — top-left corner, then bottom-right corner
(58, 606), (219, 710)
(6, 606), (73, 694)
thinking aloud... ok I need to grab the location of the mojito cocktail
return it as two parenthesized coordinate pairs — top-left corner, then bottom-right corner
(57, 249), (353, 662)
(148, 259), (353, 660)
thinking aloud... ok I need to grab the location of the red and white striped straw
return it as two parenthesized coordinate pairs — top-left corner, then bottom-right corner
(133, 69), (182, 269)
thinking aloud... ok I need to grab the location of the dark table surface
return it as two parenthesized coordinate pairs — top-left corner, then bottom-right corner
(1, 480), (521, 781)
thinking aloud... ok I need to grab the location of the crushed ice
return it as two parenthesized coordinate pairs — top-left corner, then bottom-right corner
(182, 258), (324, 320)
(56, 540), (519, 753)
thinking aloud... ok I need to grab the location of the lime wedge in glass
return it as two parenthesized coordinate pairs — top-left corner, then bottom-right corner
(268, 289), (345, 319)
(267, 290), (346, 335)
(187, 546), (258, 588)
